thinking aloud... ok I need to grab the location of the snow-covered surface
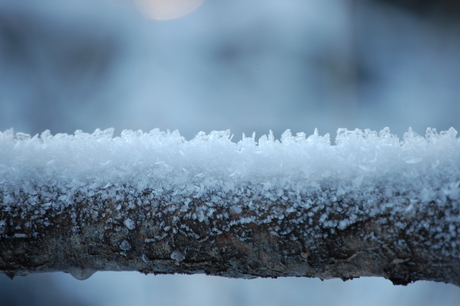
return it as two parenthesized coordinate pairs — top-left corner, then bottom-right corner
(1, 0), (460, 305)
(1, 127), (459, 259)
(2, 127), (459, 208)
(3, 127), (459, 178)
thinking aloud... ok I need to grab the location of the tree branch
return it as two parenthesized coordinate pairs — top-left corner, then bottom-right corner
(1, 128), (459, 285)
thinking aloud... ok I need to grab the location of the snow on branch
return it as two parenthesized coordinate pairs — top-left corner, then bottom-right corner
(1, 127), (460, 285)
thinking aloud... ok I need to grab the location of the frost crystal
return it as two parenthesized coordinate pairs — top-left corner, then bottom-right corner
(0, 220), (6, 235)
(124, 218), (136, 230)
(119, 240), (132, 251)
(171, 250), (185, 262)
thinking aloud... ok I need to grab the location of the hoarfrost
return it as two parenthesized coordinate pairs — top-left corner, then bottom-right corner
(0, 220), (5, 234)
(1, 127), (460, 257)
(171, 250), (185, 262)
(123, 218), (136, 230)
(119, 240), (132, 251)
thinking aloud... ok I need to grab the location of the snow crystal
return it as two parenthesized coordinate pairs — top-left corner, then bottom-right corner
(171, 250), (185, 262)
(123, 218), (136, 230)
(13, 233), (28, 238)
(0, 220), (6, 234)
(119, 240), (132, 251)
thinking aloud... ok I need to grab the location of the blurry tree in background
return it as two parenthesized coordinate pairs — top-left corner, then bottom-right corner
(377, 0), (460, 19)
(0, 274), (96, 306)
(1, 0), (460, 138)
(0, 8), (118, 134)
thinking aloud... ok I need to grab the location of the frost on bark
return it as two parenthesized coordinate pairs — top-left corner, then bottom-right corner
(0, 128), (459, 285)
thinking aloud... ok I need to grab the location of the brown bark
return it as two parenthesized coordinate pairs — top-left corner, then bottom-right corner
(1, 179), (459, 286)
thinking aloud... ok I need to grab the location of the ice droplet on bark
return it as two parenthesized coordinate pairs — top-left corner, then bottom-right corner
(66, 266), (97, 280)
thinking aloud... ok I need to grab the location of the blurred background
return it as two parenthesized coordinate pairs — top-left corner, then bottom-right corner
(1, 0), (460, 305)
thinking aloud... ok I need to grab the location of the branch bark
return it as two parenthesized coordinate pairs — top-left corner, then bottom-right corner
(1, 128), (459, 286)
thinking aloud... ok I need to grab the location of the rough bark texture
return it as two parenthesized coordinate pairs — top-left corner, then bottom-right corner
(1, 180), (459, 286)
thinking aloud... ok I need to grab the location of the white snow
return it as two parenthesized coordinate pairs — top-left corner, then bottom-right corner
(124, 218), (136, 230)
(171, 250), (186, 262)
(1, 127), (460, 256)
(119, 240), (132, 251)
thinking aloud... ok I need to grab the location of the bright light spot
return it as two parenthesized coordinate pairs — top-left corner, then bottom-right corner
(134, 0), (205, 20)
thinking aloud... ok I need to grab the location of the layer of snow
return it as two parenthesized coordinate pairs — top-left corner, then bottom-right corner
(1, 127), (458, 201)
(2, 127), (458, 188)
(1, 128), (459, 256)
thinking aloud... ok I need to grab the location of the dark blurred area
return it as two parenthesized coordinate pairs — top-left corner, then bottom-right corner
(0, 274), (95, 306)
(0, 0), (460, 138)
(1, 0), (459, 138)
(377, 0), (460, 19)
(0, 10), (117, 133)
(0, 3), (120, 134)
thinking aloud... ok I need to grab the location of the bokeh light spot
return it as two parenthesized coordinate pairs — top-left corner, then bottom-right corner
(134, 0), (205, 20)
